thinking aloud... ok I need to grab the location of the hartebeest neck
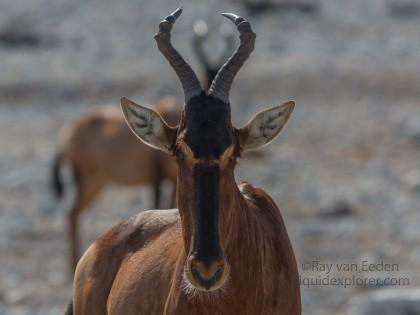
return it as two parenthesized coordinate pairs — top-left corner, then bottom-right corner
(175, 168), (299, 310)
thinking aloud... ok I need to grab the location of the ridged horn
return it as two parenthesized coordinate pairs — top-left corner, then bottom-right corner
(208, 13), (256, 103)
(154, 8), (203, 102)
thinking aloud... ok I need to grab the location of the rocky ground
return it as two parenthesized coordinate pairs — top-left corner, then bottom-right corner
(1, 0), (420, 314)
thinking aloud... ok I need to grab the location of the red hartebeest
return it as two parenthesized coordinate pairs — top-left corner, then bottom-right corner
(68, 8), (301, 315)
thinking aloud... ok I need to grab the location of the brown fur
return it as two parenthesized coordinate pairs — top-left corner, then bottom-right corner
(58, 97), (180, 273)
(72, 153), (301, 315)
(71, 8), (300, 312)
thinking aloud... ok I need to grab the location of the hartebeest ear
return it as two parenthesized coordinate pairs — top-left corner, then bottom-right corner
(237, 101), (295, 152)
(121, 97), (177, 154)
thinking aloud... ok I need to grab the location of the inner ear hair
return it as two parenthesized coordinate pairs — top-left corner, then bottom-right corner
(237, 101), (295, 151)
(121, 97), (177, 153)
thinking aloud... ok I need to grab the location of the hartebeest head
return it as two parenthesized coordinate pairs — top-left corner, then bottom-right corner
(121, 8), (294, 292)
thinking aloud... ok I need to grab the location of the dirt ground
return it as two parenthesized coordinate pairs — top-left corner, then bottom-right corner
(1, 0), (420, 314)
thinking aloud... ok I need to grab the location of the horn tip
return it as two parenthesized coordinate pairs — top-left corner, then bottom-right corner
(221, 13), (244, 25)
(221, 12), (235, 20)
(164, 7), (183, 25)
(172, 7), (183, 18)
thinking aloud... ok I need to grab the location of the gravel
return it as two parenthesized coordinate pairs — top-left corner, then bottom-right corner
(1, 0), (420, 314)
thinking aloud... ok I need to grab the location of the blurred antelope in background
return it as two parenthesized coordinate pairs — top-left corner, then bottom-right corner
(52, 19), (234, 274)
(68, 8), (301, 315)
(192, 19), (235, 89)
(53, 97), (181, 273)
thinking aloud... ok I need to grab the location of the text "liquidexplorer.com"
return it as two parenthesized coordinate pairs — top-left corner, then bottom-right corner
(299, 260), (410, 288)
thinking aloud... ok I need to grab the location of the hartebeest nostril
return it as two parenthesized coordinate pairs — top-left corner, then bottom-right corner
(191, 262), (223, 289)
(192, 263), (222, 282)
(186, 258), (230, 291)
